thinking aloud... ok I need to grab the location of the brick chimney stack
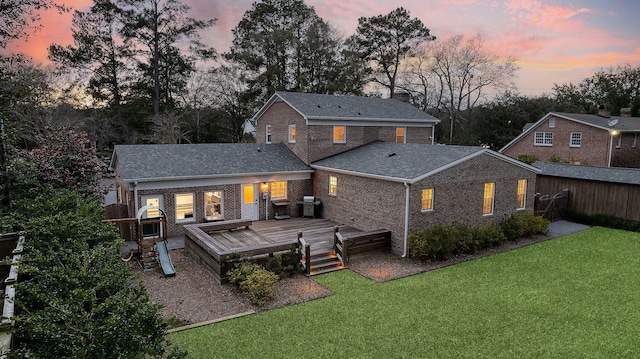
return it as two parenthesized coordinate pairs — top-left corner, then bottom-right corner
(597, 104), (610, 118)
(620, 108), (632, 117)
(392, 91), (411, 103)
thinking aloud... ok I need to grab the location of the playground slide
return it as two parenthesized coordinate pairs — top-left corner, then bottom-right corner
(156, 241), (176, 277)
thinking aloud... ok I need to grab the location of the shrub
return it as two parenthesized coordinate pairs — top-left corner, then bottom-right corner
(517, 153), (539, 165)
(228, 262), (279, 306)
(408, 224), (463, 262)
(566, 210), (640, 232)
(265, 247), (300, 278)
(473, 223), (507, 249)
(501, 212), (549, 241)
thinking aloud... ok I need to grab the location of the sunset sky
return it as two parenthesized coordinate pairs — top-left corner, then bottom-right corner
(4, 0), (640, 96)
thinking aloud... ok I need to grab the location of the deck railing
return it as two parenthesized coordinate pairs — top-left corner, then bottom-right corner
(297, 232), (311, 276)
(333, 227), (391, 266)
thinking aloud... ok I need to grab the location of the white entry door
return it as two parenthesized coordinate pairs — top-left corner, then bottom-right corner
(241, 184), (259, 220)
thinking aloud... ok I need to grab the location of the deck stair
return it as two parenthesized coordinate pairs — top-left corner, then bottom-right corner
(308, 250), (344, 276)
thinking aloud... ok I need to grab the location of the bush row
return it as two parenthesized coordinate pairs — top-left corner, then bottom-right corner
(408, 212), (549, 263)
(566, 209), (640, 232)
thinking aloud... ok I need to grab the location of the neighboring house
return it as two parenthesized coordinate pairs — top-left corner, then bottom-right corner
(533, 161), (640, 222)
(311, 142), (539, 255)
(252, 91), (440, 165)
(110, 143), (313, 238)
(500, 110), (640, 167)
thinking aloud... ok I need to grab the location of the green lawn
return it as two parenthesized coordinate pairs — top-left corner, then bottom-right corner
(169, 227), (640, 358)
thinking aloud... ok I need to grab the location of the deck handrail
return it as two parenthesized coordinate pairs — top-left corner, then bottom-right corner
(297, 232), (311, 275)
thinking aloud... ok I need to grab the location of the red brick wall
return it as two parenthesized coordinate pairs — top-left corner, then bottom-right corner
(379, 127), (433, 143)
(314, 153), (536, 255)
(502, 115), (610, 166)
(255, 101), (310, 163)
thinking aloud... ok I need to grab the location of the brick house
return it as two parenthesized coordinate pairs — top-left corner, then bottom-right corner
(110, 92), (538, 254)
(110, 143), (313, 238)
(311, 142), (538, 255)
(253, 91), (440, 165)
(500, 110), (640, 167)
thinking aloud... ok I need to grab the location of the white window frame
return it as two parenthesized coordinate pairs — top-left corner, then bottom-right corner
(265, 124), (272, 144)
(616, 135), (621, 148)
(328, 176), (337, 196)
(569, 132), (582, 147)
(516, 179), (527, 210)
(632, 134), (637, 148)
(288, 124), (296, 143)
(205, 191), (224, 221)
(548, 118), (556, 128)
(421, 188), (434, 212)
(534, 132), (553, 146)
(483, 183), (495, 216)
(333, 125), (346, 144)
(270, 181), (287, 199)
(175, 193), (195, 223)
(396, 127), (406, 143)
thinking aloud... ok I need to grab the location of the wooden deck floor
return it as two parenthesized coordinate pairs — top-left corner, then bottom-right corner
(208, 218), (361, 253)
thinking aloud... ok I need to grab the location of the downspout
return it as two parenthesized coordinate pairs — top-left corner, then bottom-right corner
(431, 126), (435, 145)
(133, 182), (139, 214)
(402, 182), (410, 258)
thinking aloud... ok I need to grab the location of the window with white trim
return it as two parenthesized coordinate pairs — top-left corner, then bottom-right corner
(483, 183), (494, 216)
(333, 126), (346, 143)
(270, 181), (287, 199)
(548, 118), (555, 128)
(328, 176), (337, 196)
(421, 188), (433, 211)
(516, 179), (527, 210)
(396, 127), (406, 143)
(534, 132), (553, 146)
(205, 191), (223, 220)
(633, 134), (637, 148)
(616, 135), (621, 148)
(266, 125), (272, 144)
(175, 193), (194, 222)
(569, 132), (582, 147)
(288, 124), (296, 143)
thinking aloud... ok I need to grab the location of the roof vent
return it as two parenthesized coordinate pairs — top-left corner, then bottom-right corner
(317, 104), (321, 108)
(388, 153), (396, 157)
(257, 147), (261, 152)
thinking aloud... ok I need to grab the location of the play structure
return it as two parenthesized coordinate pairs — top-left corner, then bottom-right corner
(135, 205), (175, 277)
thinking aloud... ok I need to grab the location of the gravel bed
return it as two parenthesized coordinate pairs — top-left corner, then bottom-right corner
(135, 233), (554, 328)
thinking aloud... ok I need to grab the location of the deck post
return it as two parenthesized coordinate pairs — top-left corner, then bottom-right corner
(333, 226), (339, 248)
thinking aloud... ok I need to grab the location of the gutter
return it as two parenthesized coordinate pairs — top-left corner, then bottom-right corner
(402, 182), (410, 258)
(133, 182), (139, 214)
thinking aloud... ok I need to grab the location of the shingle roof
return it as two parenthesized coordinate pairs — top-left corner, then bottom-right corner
(254, 92), (440, 124)
(312, 142), (490, 182)
(533, 161), (640, 185)
(112, 143), (312, 182)
(553, 112), (640, 132)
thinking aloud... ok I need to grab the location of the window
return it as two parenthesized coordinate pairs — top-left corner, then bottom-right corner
(143, 196), (162, 218)
(548, 118), (555, 128)
(483, 183), (494, 215)
(265, 125), (272, 144)
(616, 135), (621, 148)
(633, 134), (638, 149)
(175, 193), (194, 222)
(328, 176), (337, 196)
(516, 179), (527, 210)
(288, 124), (296, 143)
(333, 125), (346, 143)
(205, 191), (223, 220)
(140, 195), (163, 237)
(270, 181), (287, 199)
(396, 127), (406, 143)
(569, 132), (582, 147)
(421, 188), (434, 211)
(534, 132), (553, 146)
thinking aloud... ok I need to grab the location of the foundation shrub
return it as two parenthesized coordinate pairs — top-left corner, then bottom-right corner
(265, 247), (301, 278)
(566, 210), (640, 232)
(473, 222), (507, 249)
(408, 224), (463, 262)
(501, 212), (549, 241)
(228, 262), (279, 306)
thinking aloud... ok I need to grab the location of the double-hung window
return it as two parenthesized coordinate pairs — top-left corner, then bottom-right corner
(288, 124), (296, 143)
(569, 132), (582, 147)
(328, 176), (337, 196)
(333, 126), (346, 143)
(421, 188), (434, 211)
(266, 125), (272, 144)
(483, 183), (495, 216)
(534, 132), (553, 146)
(175, 193), (194, 222)
(270, 181), (287, 199)
(516, 179), (527, 210)
(396, 127), (406, 143)
(205, 191), (223, 220)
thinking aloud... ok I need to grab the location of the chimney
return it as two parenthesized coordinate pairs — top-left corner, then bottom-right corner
(392, 91), (411, 103)
(597, 104), (610, 118)
(620, 108), (632, 117)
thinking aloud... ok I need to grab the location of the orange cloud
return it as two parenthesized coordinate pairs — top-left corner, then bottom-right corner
(504, 0), (592, 32)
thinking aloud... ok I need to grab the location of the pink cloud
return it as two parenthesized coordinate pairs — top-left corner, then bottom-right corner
(503, 0), (592, 32)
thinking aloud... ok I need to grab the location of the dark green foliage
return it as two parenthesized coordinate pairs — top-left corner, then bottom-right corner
(2, 188), (183, 358)
(265, 247), (301, 278)
(228, 262), (279, 306)
(517, 153), (540, 165)
(409, 214), (549, 262)
(501, 212), (549, 241)
(566, 210), (640, 232)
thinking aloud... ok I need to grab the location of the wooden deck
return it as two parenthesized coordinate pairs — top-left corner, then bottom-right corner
(183, 218), (363, 282)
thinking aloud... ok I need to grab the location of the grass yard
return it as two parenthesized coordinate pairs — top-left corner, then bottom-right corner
(169, 227), (640, 358)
